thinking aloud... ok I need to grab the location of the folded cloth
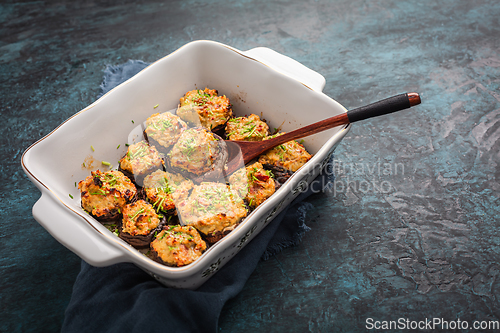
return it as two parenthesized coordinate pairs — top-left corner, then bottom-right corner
(62, 60), (334, 333)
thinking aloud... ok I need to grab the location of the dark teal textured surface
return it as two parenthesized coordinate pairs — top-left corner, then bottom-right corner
(1, 0), (499, 332)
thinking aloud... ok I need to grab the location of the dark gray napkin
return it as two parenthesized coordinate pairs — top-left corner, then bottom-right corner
(62, 60), (334, 333)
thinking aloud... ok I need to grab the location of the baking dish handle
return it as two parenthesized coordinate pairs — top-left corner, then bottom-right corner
(32, 192), (127, 266)
(243, 47), (326, 92)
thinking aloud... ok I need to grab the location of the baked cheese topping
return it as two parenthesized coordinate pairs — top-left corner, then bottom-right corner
(163, 172), (194, 202)
(119, 141), (164, 177)
(245, 162), (275, 208)
(143, 170), (176, 213)
(144, 112), (187, 149)
(177, 88), (232, 130)
(168, 127), (219, 176)
(79, 170), (137, 218)
(227, 167), (249, 201)
(229, 162), (275, 209)
(225, 114), (269, 141)
(121, 200), (160, 236)
(143, 170), (194, 213)
(151, 225), (206, 267)
(258, 133), (312, 172)
(176, 182), (247, 235)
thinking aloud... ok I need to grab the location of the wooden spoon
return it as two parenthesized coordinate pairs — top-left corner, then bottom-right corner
(224, 92), (421, 168)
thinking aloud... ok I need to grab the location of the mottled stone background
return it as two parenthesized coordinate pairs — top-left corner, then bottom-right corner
(1, 0), (499, 332)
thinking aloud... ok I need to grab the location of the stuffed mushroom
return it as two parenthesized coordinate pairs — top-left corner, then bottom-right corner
(150, 225), (207, 267)
(118, 141), (164, 186)
(119, 199), (163, 248)
(176, 88), (232, 134)
(258, 133), (312, 172)
(143, 170), (194, 215)
(144, 112), (187, 153)
(176, 182), (247, 243)
(78, 170), (137, 222)
(243, 162), (276, 209)
(167, 127), (224, 177)
(225, 114), (269, 141)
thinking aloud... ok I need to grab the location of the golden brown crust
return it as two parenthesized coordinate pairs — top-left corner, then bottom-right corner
(176, 88), (232, 131)
(167, 127), (220, 176)
(118, 141), (164, 185)
(258, 133), (312, 172)
(176, 182), (247, 237)
(150, 225), (207, 267)
(143, 170), (176, 213)
(244, 162), (276, 209)
(78, 170), (137, 221)
(121, 200), (161, 236)
(144, 112), (187, 151)
(143, 170), (194, 214)
(163, 172), (194, 202)
(229, 162), (275, 209)
(225, 114), (269, 141)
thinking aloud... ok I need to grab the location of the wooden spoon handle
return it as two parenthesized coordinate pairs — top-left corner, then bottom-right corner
(347, 92), (421, 123)
(261, 92), (420, 149)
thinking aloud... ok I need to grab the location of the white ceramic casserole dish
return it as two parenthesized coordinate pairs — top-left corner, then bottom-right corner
(22, 40), (350, 289)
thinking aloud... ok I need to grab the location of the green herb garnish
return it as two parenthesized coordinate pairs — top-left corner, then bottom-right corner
(129, 207), (145, 221)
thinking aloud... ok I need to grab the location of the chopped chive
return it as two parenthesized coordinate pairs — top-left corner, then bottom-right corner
(130, 208), (145, 221)
(125, 143), (130, 147)
(117, 144), (120, 149)
(74, 182), (77, 187)
(101, 161), (111, 166)
(82, 162), (86, 167)
(91, 145), (95, 152)
(131, 120), (135, 123)
(69, 194), (74, 199)
(154, 104), (159, 109)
